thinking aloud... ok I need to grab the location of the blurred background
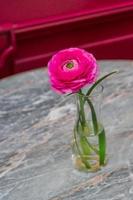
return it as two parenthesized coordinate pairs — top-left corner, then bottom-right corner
(0, 0), (133, 78)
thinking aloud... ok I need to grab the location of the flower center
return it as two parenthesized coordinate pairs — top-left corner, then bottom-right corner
(63, 59), (79, 72)
(66, 61), (74, 69)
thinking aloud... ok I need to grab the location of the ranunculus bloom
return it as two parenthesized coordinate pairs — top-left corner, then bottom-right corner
(48, 48), (98, 94)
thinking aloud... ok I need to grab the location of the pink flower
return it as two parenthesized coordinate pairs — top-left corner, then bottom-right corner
(48, 48), (98, 94)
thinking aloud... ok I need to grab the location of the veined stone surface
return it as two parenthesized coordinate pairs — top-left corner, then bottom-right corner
(0, 61), (133, 200)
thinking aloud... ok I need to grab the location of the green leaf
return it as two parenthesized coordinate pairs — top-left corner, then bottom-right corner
(98, 128), (106, 165)
(86, 71), (118, 96)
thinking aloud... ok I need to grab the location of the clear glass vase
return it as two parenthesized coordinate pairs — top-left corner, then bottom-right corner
(72, 86), (106, 172)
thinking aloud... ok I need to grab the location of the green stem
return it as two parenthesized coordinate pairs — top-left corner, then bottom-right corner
(86, 98), (98, 135)
(78, 90), (86, 127)
(85, 137), (99, 154)
(74, 123), (91, 169)
(77, 91), (99, 154)
(76, 119), (99, 155)
(86, 98), (106, 164)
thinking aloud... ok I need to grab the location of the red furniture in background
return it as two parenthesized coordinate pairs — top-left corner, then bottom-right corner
(0, 0), (133, 79)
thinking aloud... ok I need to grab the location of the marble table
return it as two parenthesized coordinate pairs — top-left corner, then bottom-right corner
(0, 61), (133, 200)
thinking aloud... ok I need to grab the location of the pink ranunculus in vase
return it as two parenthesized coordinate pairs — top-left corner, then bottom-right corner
(47, 47), (117, 172)
(48, 48), (99, 94)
